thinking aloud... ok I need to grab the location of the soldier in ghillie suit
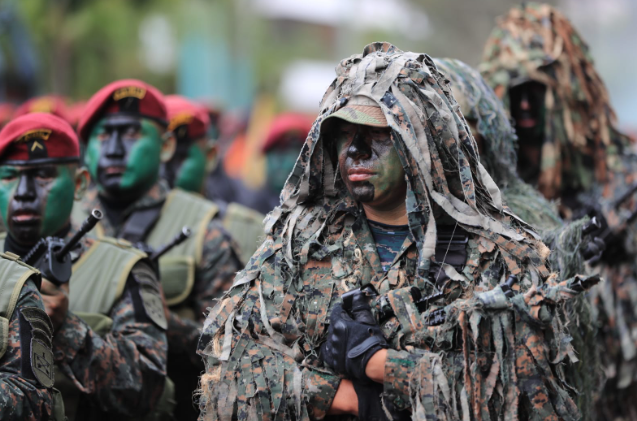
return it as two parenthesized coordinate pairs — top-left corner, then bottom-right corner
(434, 57), (601, 419)
(162, 95), (264, 265)
(74, 80), (243, 421)
(0, 113), (168, 419)
(197, 42), (598, 420)
(481, 4), (637, 419)
(0, 254), (60, 420)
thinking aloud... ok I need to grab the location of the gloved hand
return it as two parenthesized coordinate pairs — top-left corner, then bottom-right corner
(321, 301), (388, 382)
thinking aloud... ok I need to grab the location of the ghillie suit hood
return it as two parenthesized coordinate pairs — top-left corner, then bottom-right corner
(267, 42), (548, 279)
(434, 57), (562, 231)
(436, 57), (600, 420)
(480, 2), (633, 201)
(198, 43), (598, 421)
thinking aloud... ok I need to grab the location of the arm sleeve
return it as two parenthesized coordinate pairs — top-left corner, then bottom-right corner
(53, 269), (168, 417)
(197, 256), (340, 420)
(0, 280), (54, 421)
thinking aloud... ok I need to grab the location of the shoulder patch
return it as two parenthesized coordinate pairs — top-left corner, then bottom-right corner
(19, 307), (54, 388)
(31, 338), (54, 388)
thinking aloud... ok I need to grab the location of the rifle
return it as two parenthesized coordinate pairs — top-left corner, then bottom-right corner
(343, 274), (520, 327)
(149, 227), (192, 262)
(23, 209), (103, 285)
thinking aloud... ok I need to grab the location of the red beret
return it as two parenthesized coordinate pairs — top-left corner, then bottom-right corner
(262, 113), (313, 153)
(0, 113), (79, 164)
(165, 95), (210, 142)
(77, 79), (167, 141)
(14, 96), (71, 123)
(0, 104), (15, 128)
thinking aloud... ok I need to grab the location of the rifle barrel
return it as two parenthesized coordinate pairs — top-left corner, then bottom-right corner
(56, 209), (103, 260)
(150, 227), (192, 261)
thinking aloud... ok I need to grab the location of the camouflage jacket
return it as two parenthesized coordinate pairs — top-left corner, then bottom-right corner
(198, 202), (595, 420)
(197, 41), (597, 421)
(52, 235), (168, 418)
(78, 181), (242, 366)
(0, 280), (55, 420)
(480, 5), (637, 417)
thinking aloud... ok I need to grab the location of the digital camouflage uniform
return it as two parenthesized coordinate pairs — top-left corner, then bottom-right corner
(1, 225), (169, 420)
(481, 5), (637, 419)
(76, 182), (241, 358)
(197, 42), (598, 420)
(435, 57), (600, 419)
(0, 256), (58, 420)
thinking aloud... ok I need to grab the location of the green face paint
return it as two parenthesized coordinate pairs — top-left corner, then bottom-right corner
(334, 121), (406, 209)
(0, 164), (75, 245)
(174, 143), (207, 193)
(85, 115), (162, 201)
(266, 147), (299, 193)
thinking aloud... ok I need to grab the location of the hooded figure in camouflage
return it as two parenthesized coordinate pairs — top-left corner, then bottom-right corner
(434, 57), (601, 419)
(481, 5), (637, 419)
(197, 42), (597, 420)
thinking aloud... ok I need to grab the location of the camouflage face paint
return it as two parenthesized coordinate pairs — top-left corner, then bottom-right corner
(334, 121), (406, 208)
(266, 147), (299, 193)
(174, 142), (207, 193)
(0, 164), (75, 245)
(85, 115), (162, 201)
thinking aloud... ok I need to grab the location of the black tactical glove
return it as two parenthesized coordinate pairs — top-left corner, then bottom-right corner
(321, 302), (388, 382)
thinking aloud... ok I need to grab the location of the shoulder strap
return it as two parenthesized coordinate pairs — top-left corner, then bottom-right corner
(119, 204), (163, 243)
(146, 188), (218, 265)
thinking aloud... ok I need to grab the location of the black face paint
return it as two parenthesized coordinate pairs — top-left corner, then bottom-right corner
(95, 115), (141, 193)
(343, 127), (375, 202)
(509, 81), (547, 185)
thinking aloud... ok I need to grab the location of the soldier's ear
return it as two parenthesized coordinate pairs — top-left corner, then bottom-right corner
(74, 166), (90, 201)
(160, 131), (176, 163)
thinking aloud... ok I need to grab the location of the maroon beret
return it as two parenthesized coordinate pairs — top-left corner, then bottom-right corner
(0, 113), (79, 164)
(14, 95), (71, 123)
(262, 113), (313, 153)
(77, 79), (167, 141)
(165, 95), (210, 143)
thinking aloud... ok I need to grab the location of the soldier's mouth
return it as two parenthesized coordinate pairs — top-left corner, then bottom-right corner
(104, 166), (126, 176)
(12, 210), (41, 224)
(347, 168), (375, 181)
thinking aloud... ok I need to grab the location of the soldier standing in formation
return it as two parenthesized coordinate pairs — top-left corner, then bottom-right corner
(481, 4), (637, 419)
(0, 113), (169, 420)
(197, 42), (598, 420)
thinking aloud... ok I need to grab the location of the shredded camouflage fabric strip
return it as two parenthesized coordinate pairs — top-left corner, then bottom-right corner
(481, 4), (637, 419)
(480, 2), (633, 201)
(197, 42), (597, 420)
(434, 57), (601, 419)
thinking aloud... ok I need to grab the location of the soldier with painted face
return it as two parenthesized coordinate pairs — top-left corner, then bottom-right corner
(197, 43), (598, 420)
(0, 113), (168, 420)
(162, 95), (264, 265)
(74, 81), (242, 421)
(435, 57), (602, 419)
(481, 5), (637, 418)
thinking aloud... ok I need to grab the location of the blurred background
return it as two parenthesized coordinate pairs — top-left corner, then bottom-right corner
(2, 0), (636, 191)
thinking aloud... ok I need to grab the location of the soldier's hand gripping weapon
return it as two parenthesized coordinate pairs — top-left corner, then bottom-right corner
(344, 275), (520, 327)
(23, 209), (103, 286)
(343, 284), (447, 326)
